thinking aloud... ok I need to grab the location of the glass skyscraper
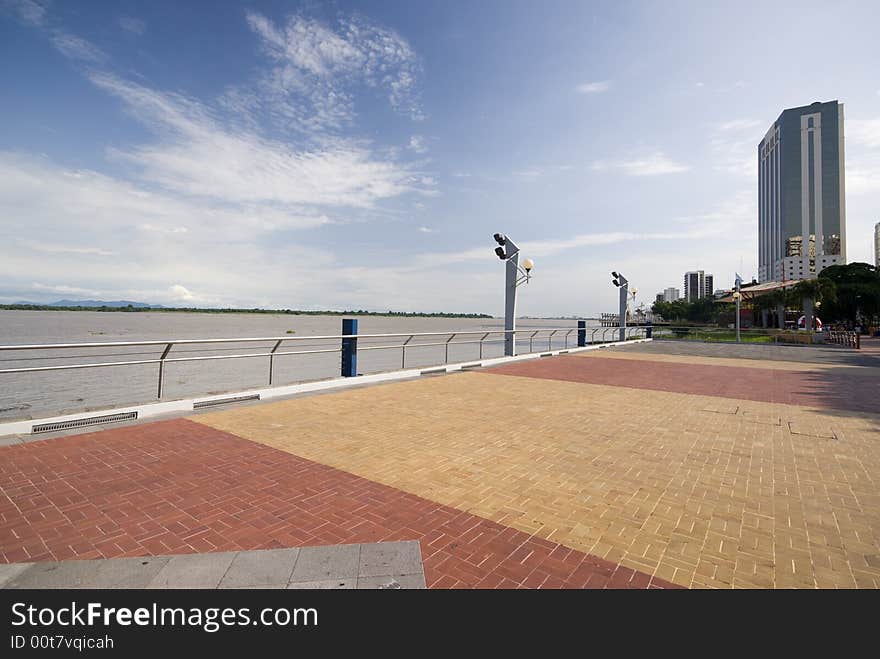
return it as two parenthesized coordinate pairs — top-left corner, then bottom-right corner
(758, 101), (846, 282)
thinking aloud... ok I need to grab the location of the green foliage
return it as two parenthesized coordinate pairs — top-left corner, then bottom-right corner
(817, 262), (880, 322)
(651, 297), (721, 323)
(786, 278), (837, 310)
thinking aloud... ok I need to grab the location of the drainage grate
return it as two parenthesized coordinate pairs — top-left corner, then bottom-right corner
(460, 362), (483, 370)
(540, 352), (553, 357)
(193, 393), (260, 409)
(32, 411), (138, 434)
(420, 367), (447, 376)
(558, 350), (569, 355)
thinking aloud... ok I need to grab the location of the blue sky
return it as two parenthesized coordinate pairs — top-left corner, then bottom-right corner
(1, 0), (879, 315)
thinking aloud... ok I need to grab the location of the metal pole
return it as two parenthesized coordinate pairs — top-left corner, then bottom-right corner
(401, 336), (413, 369)
(268, 339), (282, 385)
(503, 237), (520, 357)
(735, 276), (741, 343)
(445, 334), (455, 364)
(157, 342), (173, 398)
(617, 274), (629, 342)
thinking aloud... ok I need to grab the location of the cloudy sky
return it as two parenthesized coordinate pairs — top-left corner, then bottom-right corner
(1, 0), (878, 316)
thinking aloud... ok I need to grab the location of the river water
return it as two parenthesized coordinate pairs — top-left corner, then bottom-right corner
(0, 311), (598, 422)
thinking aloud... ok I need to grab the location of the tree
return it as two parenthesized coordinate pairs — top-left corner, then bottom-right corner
(651, 297), (720, 324)
(817, 263), (880, 322)
(787, 278), (837, 310)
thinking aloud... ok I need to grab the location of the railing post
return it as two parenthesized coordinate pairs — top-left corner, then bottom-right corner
(157, 343), (173, 398)
(341, 318), (358, 377)
(646, 319), (652, 339)
(549, 330), (557, 351)
(402, 336), (413, 369)
(479, 332), (489, 359)
(578, 320), (586, 347)
(445, 334), (455, 364)
(269, 339), (282, 385)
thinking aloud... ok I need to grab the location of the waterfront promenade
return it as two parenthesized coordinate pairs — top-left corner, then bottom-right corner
(2, 339), (879, 588)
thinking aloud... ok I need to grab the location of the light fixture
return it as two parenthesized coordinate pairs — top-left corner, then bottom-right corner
(495, 246), (506, 259)
(522, 258), (534, 273)
(494, 233), (506, 246)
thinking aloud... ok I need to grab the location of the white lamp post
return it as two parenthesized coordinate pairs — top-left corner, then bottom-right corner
(493, 234), (534, 356)
(733, 273), (743, 343)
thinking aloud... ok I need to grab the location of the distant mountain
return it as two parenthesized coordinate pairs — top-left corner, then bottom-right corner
(14, 300), (163, 308)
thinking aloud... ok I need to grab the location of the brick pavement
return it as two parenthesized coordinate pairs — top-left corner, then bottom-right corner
(492, 353), (880, 413)
(0, 419), (675, 589)
(2, 340), (878, 589)
(196, 355), (880, 589)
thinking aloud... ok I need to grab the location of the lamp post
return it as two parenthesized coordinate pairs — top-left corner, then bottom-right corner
(611, 272), (629, 342)
(493, 233), (533, 356)
(734, 273), (743, 343)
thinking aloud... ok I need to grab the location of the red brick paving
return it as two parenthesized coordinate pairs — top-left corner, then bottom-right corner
(488, 354), (880, 413)
(0, 418), (678, 589)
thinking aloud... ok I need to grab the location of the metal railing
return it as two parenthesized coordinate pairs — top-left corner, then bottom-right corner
(652, 325), (861, 348)
(826, 330), (860, 349)
(0, 326), (647, 401)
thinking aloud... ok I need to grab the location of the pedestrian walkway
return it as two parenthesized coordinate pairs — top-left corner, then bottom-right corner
(0, 542), (425, 589)
(2, 339), (878, 588)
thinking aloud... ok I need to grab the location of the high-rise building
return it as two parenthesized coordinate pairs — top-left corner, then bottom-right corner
(663, 287), (680, 302)
(683, 272), (713, 302)
(875, 221), (879, 268)
(758, 100), (846, 282)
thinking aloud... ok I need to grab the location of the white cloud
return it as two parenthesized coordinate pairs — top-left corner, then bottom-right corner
(49, 32), (106, 63)
(591, 152), (690, 176)
(140, 224), (188, 234)
(0, 151), (330, 247)
(169, 284), (195, 302)
(1, 0), (46, 26)
(234, 12), (423, 133)
(418, 226), (433, 233)
(31, 283), (102, 297)
(575, 81), (610, 94)
(23, 242), (114, 257)
(848, 118), (880, 148)
(514, 170), (542, 178)
(408, 135), (428, 153)
(118, 16), (146, 35)
(716, 119), (762, 132)
(847, 164), (880, 194)
(709, 119), (761, 177)
(91, 74), (424, 209)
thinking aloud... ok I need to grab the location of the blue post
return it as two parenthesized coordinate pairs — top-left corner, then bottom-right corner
(577, 320), (586, 347)
(341, 318), (358, 377)
(646, 319), (652, 339)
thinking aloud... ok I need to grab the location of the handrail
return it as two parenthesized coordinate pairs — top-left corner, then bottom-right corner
(0, 328), (580, 352)
(0, 325), (647, 404)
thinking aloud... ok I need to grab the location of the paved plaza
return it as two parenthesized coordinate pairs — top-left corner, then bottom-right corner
(1, 339), (878, 588)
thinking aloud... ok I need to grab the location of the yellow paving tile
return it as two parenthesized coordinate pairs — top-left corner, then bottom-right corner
(194, 368), (880, 589)
(575, 347), (880, 377)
